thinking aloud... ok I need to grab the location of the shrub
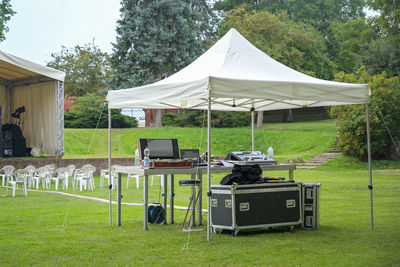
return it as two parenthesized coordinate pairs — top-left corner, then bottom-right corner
(64, 93), (137, 128)
(330, 67), (400, 160)
(162, 110), (251, 128)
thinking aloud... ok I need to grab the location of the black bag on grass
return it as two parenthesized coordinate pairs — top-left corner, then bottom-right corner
(148, 203), (165, 224)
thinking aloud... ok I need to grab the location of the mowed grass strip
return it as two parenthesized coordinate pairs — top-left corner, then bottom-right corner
(0, 169), (399, 266)
(64, 119), (338, 161)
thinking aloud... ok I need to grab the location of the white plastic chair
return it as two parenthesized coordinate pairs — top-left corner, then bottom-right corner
(127, 173), (141, 189)
(43, 164), (56, 189)
(100, 165), (119, 190)
(51, 167), (69, 190)
(67, 164), (76, 188)
(24, 165), (36, 188)
(75, 164), (96, 191)
(7, 169), (28, 197)
(33, 166), (49, 189)
(0, 165), (15, 187)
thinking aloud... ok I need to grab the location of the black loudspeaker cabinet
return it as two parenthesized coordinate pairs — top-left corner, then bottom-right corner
(302, 183), (320, 230)
(1, 123), (27, 157)
(211, 182), (302, 234)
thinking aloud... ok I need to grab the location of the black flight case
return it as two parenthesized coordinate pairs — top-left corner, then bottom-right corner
(211, 182), (302, 235)
(302, 183), (321, 230)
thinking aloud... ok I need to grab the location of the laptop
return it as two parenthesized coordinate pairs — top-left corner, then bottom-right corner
(180, 149), (207, 166)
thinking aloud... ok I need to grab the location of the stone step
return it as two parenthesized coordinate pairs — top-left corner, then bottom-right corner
(296, 165), (318, 169)
(305, 156), (337, 161)
(307, 156), (337, 160)
(289, 138), (342, 169)
(298, 162), (322, 166)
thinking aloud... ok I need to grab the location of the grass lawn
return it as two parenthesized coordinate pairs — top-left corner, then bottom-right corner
(64, 120), (338, 162)
(2, 119), (399, 266)
(0, 167), (399, 266)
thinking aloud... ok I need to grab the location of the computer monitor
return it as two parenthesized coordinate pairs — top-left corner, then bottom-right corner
(138, 138), (180, 160)
(180, 149), (200, 162)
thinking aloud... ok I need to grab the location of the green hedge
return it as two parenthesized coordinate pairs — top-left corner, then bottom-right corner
(162, 110), (251, 128)
(64, 93), (137, 128)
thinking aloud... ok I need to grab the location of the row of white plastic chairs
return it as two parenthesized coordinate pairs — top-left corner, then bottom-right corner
(100, 165), (163, 190)
(0, 164), (97, 197)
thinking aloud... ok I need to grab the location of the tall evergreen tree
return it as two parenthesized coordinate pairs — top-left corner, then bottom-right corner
(109, 0), (215, 89)
(109, 0), (215, 126)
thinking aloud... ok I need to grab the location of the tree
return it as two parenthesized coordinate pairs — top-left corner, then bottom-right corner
(109, 0), (216, 126)
(363, 37), (400, 77)
(331, 18), (376, 74)
(330, 67), (400, 160)
(366, 0), (400, 45)
(364, 0), (400, 77)
(214, 0), (366, 36)
(218, 9), (334, 79)
(0, 0), (15, 42)
(47, 43), (111, 97)
(214, 0), (366, 63)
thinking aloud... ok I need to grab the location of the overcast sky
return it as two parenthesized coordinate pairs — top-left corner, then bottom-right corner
(0, 0), (121, 65)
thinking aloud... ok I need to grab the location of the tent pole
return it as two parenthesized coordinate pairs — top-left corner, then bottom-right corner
(251, 111), (255, 151)
(108, 108), (112, 226)
(207, 97), (211, 242)
(366, 104), (374, 229)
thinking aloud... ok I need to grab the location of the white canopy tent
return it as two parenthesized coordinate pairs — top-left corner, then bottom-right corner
(0, 50), (66, 156)
(106, 28), (373, 240)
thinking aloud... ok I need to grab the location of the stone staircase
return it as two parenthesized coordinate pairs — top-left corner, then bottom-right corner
(297, 141), (342, 169)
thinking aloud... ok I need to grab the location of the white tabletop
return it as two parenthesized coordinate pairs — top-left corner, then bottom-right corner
(115, 163), (296, 176)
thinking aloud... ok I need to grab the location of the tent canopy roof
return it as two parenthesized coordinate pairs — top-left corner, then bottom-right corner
(0, 50), (65, 84)
(107, 28), (369, 111)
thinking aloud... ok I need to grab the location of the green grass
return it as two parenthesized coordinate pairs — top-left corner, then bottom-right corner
(65, 119), (338, 162)
(2, 119), (399, 265)
(319, 154), (400, 171)
(1, 169), (399, 266)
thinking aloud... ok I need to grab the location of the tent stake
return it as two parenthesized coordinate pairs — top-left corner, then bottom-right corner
(366, 104), (374, 229)
(108, 108), (112, 226)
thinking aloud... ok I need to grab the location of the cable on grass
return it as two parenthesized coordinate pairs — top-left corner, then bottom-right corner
(61, 102), (106, 228)
(182, 109), (207, 251)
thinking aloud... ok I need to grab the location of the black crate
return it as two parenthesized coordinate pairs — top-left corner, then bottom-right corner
(211, 182), (302, 234)
(302, 183), (320, 230)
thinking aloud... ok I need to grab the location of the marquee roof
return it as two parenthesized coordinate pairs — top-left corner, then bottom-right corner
(0, 50), (65, 83)
(107, 28), (368, 111)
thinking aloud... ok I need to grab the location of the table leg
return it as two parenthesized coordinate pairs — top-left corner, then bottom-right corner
(170, 174), (174, 224)
(162, 175), (168, 224)
(144, 174), (148, 230)
(289, 170), (294, 181)
(190, 174), (196, 227)
(198, 173), (202, 226)
(117, 173), (122, 226)
(6, 177), (9, 196)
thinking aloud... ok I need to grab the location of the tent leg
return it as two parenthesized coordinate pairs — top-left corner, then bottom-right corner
(207, 97), (211, 242)
(108, 108), (112, 226)
(366, 104), (374, 229)
(251, 111), (255, 152)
